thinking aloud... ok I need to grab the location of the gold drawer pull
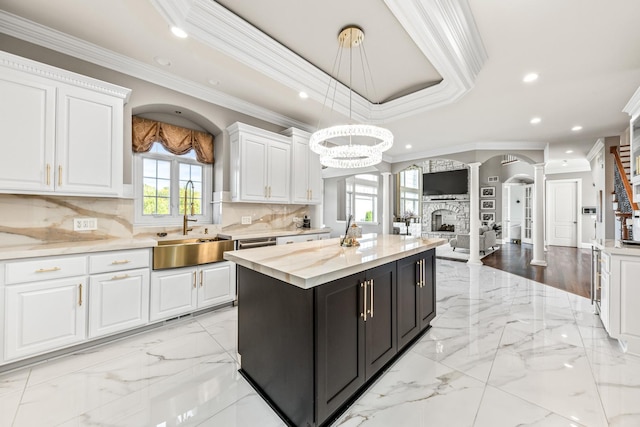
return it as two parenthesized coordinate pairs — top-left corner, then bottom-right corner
(200, 270), (203, 287)
(46, 164), (51, 186)
(35, 266), (61, 273)
(111, 274), (129, 280)
(110, 260), (131, 265)
(58, 165), (62, 186)
(78, 284), (83, 306)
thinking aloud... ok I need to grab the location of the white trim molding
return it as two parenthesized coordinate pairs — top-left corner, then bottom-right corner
(151, 0), (487, 123)
(1, 0), (487, 130)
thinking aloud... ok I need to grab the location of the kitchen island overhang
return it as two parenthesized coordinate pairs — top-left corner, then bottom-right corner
(224, 234), (446, 427)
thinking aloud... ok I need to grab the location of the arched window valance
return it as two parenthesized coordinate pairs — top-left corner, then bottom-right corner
(132, 115), (214, 164)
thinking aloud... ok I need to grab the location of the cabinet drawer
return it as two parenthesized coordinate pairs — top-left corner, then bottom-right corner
(5, 256), (86, 285)
(89, 249), (150, 274)
(276, 234), (318, 245)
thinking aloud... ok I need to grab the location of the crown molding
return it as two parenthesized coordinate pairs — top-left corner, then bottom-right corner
(0, 50), (131, 101)
(0, 0), (486, 129)
(388, 141), (546, 164)
(152, 0), (487, 123)
(0, 9), (311, 131)
(587, 138), (605, 163)
(623, 85), (640, 120)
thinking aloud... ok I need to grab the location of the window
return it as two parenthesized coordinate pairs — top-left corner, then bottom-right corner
(398, 168), (420, 217)
(135, 143), (211, 225)
(345, 174), (379, 223)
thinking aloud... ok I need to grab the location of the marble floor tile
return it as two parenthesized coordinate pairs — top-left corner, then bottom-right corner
(587, 348), (640, 426)
(332, 351), (486, 427)
(488, 341), (608, 426)
(1, 259), (637, 427)
(474, 386), (581, 426)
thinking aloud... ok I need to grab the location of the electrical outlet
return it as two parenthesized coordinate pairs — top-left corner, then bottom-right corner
(241, 216), (252, 225)
(73, 217), (97, 231)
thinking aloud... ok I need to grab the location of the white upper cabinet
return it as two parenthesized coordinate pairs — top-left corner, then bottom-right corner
(0, 51), (131, 197)
(228, 122), (291, 203)
(284, 128), (323, 205)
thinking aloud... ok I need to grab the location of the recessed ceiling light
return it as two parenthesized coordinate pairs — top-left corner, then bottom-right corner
(153, 56), (171, 66)
(405, 144), (412, 149)
(523, 73), (539, 83)
(571, 125), (583, 132)
(299, 91), (309, 99)
(565, 150), (573, 154)
(170, 26), (188, 39)
(530, 117), (541, 124)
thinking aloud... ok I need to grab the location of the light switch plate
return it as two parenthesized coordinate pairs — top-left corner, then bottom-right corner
(74, 217), (97, 231)
(241, 216), (252, 225)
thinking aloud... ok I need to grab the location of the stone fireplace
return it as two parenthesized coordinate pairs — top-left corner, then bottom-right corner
(423, 200), (470, 237)
(431, 210), (457, 232)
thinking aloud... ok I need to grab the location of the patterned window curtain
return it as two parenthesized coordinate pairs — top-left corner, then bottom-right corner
(131, 116), (214, 164)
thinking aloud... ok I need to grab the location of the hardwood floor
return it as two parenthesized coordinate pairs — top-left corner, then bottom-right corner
(481, 242), (592, 299)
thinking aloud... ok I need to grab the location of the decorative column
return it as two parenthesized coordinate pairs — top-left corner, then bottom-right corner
(382, 172), (392, 235)
(468, 162), (482, 265)
(531, 163), (547, 266)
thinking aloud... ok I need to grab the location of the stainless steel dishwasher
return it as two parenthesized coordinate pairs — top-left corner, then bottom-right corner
(236, 236), (277, 250)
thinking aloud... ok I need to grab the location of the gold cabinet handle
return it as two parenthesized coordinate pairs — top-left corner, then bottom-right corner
(193, 271), (197, 288)
(35, 266), (61, 273)
(369, 279), (374, 318)
(46, 164), (51, 186)
(58, 165), (62, 186)
(422, 259), (426, 288)
(78, 283), (83, 306)
(420, 259), (424, 288)
(200, 270), (203, 287)
(361, 281), (367, 322)
(111, 274), (129, 280)
(416, 261), (420, 287)
(110, 260), (130, 265)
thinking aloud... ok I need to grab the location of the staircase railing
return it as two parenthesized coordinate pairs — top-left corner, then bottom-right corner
(610, 146), (639, 211)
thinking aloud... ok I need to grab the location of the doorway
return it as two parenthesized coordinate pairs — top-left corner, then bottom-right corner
(547, 179), (580, 247)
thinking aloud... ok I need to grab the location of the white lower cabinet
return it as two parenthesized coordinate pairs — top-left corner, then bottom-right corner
(601, 251), (640, 355)
(5, 277), (87, 361)
(198, 262), (236, 309)
(88, 268), (150, 338)
(150, 261), (235, 322)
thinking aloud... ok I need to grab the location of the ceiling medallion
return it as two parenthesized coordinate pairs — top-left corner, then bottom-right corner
(309, 26), (393, 169)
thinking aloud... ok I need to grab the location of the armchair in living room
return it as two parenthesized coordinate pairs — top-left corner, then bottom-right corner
(449, 226), (497, 254)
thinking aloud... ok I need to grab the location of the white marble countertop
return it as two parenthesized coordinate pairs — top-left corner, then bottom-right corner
(0, 238), (158, 261)
(223, 234), (446, 289)
(216, 227), (331, 241)
(593, 239), (640, 256)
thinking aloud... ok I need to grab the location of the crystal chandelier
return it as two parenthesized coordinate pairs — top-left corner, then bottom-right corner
(309, 26), (393, 168)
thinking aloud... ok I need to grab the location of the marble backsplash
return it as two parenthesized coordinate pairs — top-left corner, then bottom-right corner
(0, 194), (134, 247)
(0, 194), (310, 247)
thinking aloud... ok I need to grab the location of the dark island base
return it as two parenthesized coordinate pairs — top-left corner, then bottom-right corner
(237, 249), (435, 427)
(239, 324), (433, 427)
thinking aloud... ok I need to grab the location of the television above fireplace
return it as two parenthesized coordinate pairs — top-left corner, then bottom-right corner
(423, 169), (469, 196)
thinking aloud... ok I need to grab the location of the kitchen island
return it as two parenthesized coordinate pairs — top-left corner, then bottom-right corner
(224, 234), (445, 427)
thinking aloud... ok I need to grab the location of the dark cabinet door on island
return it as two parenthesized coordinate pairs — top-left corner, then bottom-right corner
(397, 250), (436, 348)
(315, 262), (397, 424)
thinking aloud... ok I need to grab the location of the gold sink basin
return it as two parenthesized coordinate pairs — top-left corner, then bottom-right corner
(153, 237), (234, 270)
